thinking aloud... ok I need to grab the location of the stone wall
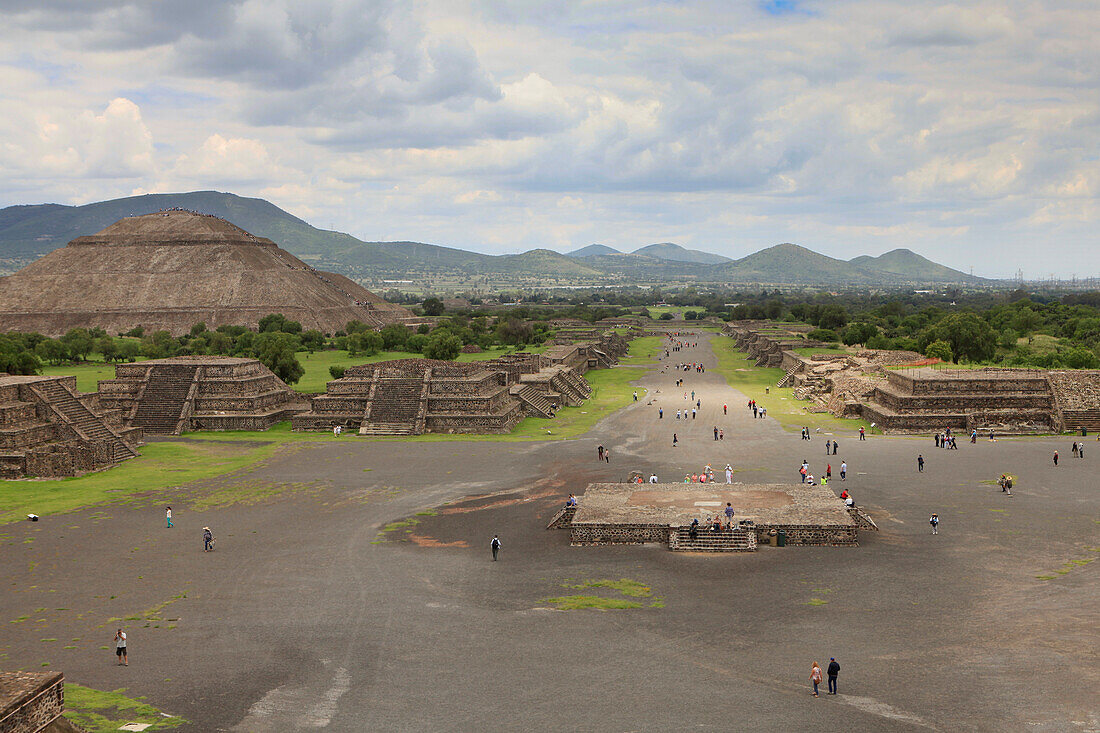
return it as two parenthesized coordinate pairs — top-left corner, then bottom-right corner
(0, 671), (64, 733)
(569, 523), (673, 545)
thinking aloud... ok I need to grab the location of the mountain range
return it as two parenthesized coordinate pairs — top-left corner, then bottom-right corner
(0, 191), (989, 287)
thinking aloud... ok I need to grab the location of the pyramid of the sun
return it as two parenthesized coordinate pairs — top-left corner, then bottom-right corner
(0, 210), (412, 336)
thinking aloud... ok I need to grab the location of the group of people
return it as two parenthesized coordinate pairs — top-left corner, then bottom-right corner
(934, 432), (958, 449)
(687, 502), (740, 538)
(799, 459), (847, 485)
(809, 658), (841, 697)
(749, 400), (766, 418)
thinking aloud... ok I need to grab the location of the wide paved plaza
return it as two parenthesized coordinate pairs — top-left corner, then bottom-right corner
(1, 333), (1097, 731)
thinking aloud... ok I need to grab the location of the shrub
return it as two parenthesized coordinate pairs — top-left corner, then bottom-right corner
(329, 366), (346, 380)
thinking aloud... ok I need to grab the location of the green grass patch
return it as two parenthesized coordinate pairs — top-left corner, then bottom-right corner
(712, 338), (870, 434)
(565, 578), (653, 597)
(543, 595), (644, 610)
(64, 684), (186, 732)
(617, 336), (665, 365)
(1036, 554), (1097, 580)
(0, 441), (285, 524)
(805, 598), (829, 606)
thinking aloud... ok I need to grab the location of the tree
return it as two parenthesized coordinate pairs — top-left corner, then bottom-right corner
(923, 340), (954, 363)
(35, 338), (66, 366)
(807, 328), (839, 343)
(96, 337), (119, 362)
(933, 313), (996, 363)
(842, 322), (878, 347)
(659, 312), (674, 321)
(251, 332), (304, 384)
(684, 310), (699, 321)
(495, 318), (533, 345)
(1063, 346), (1100, 369)
(380, 323), (409, 350)
(119, 340), (142, 362)
(60, 328), (94, 361)
(300, 329), (326, 353)
(406, 333), (429, 353)
(421, 297), (445, 316)
(345, 320), (369, 334)
(329, 366), (346, 380)
(423, 331), (462, 360)
(347, 330), (383, 356)
(816, 304), (849, 331)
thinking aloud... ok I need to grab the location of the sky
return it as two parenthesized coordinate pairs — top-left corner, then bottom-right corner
(0, 0), (1096, 278)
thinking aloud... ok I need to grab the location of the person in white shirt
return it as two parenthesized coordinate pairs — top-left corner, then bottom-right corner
(649, 474), (658, 483)
(115, 629), (127, 666)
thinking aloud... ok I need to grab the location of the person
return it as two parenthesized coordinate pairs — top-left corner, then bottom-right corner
(165, 506), (172, 528)
(845, 494), (854, 508)
(826, 441), (831, 455)
(604, 449), (610, 463)
(566, 494), (577, 506)
(1053, 450), (1058, 466)
(840, 489), (848, 500)
(820, 474), (828, 486)
(935, 433), (940, 449)
(115, 628), (128, 666)
(676, 409), (681, 420)
(725, 465), (733, 484)
(1072, 442), (1079, 457)
(491, 535), (501, 561)
(918, 454), (925, 472)
(723, 403), (727, 415)
(672, 433), (678, 448)
(714, 426), (719, 441)
(725, 502), (735, 522)
(826, 463), (832, 479)
(633, 390), (638, 402)
(689, 518), (698, 540)
(929, 513), (939, 534)
(719, 428), (724, 440)
(649, 473), (658, 483)
(832, 440), (838, 455)
(203, 526), (213, 552)
(800, 464), (807, 483)
(810, 662), (823, 697)
(806, 473), (816, 486)
(859, 426), (866, 440)
(827, 658), (840, 694)
(840, 461), (847, 481)
(659, 407), (663, 419)
(692, 408), (696, 420)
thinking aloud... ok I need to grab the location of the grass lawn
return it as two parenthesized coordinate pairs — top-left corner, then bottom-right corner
(64, 684), (186, 732)
(790, 346), (849, 357)
(645, 306), (706, 317)
(712, 337), (870, 435)
(618, 336), (665, 365)
(0, 440), (287, 524)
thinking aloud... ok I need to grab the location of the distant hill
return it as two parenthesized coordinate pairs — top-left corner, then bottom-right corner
(850, 248), (985, 283)
(719, 243), (892, 285)
(569, 244), (620, 257)
(0, 191), (994, 287)
(632, 242), (731, 265)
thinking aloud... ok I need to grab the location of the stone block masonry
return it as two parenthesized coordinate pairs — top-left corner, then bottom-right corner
(0, 671), (66, 733)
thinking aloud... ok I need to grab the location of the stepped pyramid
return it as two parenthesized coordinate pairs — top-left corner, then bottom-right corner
(0, 210), (412, 336)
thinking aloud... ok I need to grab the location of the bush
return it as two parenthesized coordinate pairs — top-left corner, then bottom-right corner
(329, 366), (346, 380)
(659, 313), (674, 321)
(923, 340), (953, 362)
(422, 297), (445, 316)
(406, 333), (429, 353)
(807, 328), (838, 342)
(380, 324), (409, 350)
(423, 332), (462, 360)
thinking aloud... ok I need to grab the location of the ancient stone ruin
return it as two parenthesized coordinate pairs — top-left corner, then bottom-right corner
(98, 356), (308, 435)
(0, 374), (140, 478)
(726, 322), (1100, 434)
(0, 210), (413, 336)
(293, 335), (628, 435)
(0, 670), (78, 733)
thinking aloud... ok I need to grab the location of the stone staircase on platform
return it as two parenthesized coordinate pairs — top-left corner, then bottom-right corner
(511, 384), (555, 418)
(546, 504), (577, 529)
(360, 378), (425, 435)
(668, 525), (758, 552)
(777, 366), (800, 388)
(1061, 410), (1100, 433)
(33, 380), (137, 461)
(130, 363), (199, 434)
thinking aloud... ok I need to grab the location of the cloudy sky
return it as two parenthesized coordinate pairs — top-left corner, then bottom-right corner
(0, 0), (1096, 277)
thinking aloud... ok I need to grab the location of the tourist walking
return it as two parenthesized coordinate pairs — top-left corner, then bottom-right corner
(1072, 442), (1078, 457)
(1053, 450), (1059, 466)
(918, 454), (924, 472)
(165, 506), (172, 528)
(714, 426), (719, 441)
(827, 658), (840, 694)
(859, 426), (866, 440)
(597, 445), (604, 461)
(725, 465), (733, 484)
(202, 526), (213, 552)
(115, 629), (127, 666)
(810, 662), (823, 697)
(929, 513), (939, 534)
(491, 534), (501, 561)
(832, 440), (838, 455)
(604, 449), (610, 463)
(673, 433), (678, 448)
(725, 503), (735, 523)
(840, 461), (847, 481)
(659, 407), (663, 419)
(723, 403), (727, 415)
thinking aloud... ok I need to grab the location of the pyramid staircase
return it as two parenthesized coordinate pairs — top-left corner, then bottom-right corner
(130, 363), (200, 435)
(777, 366), (800, 388)
(33, 380), (137, 462)
(511, 384), (555, 418)
(668, 525), (757, 552)
(359, 377), (424, 435)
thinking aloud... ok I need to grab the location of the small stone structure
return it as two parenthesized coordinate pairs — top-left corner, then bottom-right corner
(560, 482), (863, 550)
(0, 670), (79, 733)
(725, 322), (1100, 434)
(98, 356), (308, 435)
(0, 374), (139, 478)
(293, 332), (628, 436)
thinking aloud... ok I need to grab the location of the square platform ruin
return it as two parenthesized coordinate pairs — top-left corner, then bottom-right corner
(570, 482), (859, 546)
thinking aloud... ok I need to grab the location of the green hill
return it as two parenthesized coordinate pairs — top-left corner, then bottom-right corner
(632, 242), (731, 265)
(850, 248), (985, 283)
(719, 243), (895, 285)
(569, 244), (620, 257)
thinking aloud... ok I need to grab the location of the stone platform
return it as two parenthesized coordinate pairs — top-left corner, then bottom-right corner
(569, 482), (859, 547)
